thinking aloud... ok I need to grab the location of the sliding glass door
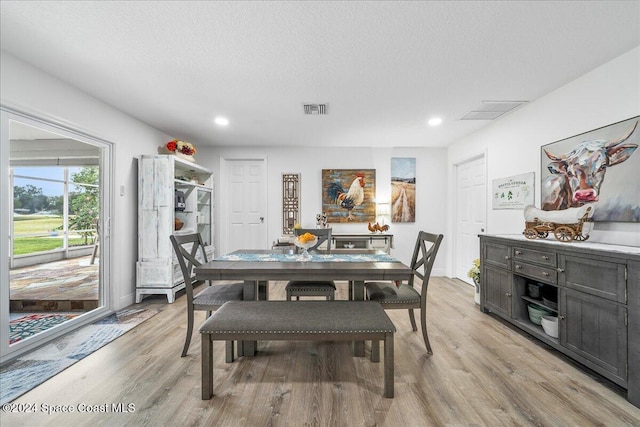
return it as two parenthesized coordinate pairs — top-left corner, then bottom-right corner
(0, 108), (112, 363)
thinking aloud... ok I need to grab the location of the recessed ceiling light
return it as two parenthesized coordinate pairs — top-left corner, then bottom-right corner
(428, 117), (442, 127)
(214, 116), (229, 126)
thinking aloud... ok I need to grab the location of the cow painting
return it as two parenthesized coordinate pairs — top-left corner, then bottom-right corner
(541, 120), (639, 221)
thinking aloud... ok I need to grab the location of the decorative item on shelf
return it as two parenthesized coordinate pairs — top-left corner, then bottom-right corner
(174, 190), (186, 211)
(541, 315), (559, 338)
(316, 213), (328, 228)
(165, 139), (196, 162)
(527, 282), (543, 299)
(174, 218), (184, 231)
(367, 222), (390, 233)
(527, 303), (553, 325)
(522, 204), (593, 243)
(376, 202), (391, 226)
(467, 258), (481, 305)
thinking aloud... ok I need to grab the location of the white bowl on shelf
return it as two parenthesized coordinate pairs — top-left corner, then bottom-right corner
(541, 315), (558, 338)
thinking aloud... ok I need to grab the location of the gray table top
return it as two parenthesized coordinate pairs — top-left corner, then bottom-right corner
(195, 249), (413, 282)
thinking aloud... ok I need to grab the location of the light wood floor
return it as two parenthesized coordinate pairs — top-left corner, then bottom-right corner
(3, 277), (640, 426)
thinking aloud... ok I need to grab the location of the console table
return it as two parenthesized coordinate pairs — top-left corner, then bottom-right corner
(273, 232), (393, 254)
(331, 233), (393, 254)
(479, 234), (640, 408)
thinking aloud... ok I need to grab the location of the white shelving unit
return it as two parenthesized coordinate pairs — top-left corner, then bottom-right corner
(136, 155), (214, 303)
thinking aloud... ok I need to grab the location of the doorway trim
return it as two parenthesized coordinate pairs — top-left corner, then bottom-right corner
(452, 150), (487, 285)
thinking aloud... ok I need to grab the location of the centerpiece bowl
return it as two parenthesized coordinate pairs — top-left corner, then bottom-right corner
(294, 234), (318, 260)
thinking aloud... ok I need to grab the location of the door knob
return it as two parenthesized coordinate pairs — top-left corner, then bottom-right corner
(260, 217), (264, 223)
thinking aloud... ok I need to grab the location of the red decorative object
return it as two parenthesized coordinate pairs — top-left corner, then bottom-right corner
(166, 139), (196, 156)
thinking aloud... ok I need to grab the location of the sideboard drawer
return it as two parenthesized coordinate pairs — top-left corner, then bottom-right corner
(484, 242), (512, 269)
(513, 261), (557, 284)
(513, 246), (556, 267)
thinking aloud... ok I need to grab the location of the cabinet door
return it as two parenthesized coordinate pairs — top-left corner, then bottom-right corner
(482, 265), (513, 318)
(561, 288), (627, 384)
(559, 255), (626, 303)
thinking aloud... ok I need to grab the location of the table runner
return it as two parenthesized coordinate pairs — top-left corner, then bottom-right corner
(215, 252), (397, 263)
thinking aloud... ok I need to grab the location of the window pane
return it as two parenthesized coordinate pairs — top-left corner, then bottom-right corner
(68, 181), (99, 246)
(13, 166), (64, 182)
(13, 177), (64, 255)
(69, 166), (98, 185)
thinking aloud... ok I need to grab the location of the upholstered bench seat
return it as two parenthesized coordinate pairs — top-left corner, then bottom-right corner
(199, 300), (396, 398)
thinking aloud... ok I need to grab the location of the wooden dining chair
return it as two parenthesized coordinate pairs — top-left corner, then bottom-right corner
(365, 231), (443, 357)
(170, 233), (244, 358)
(285, 228), (336, 300)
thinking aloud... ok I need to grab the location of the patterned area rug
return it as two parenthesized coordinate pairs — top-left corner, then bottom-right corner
(10, 313), (79, 344)
(0, 308), (158, 405)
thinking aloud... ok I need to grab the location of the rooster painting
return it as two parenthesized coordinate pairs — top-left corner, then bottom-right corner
(323, 169), (376, 222)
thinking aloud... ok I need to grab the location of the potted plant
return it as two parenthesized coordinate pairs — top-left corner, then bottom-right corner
(467, 258), (481, 305)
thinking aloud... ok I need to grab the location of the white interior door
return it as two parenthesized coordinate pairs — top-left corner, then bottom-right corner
(455, 155), (486, 284)
(223, 158), (267, 254)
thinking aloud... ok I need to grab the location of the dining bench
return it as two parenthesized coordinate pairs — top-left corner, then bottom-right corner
(199, 300), (396, 398)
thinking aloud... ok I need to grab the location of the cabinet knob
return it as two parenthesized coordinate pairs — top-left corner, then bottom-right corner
(557, 268), (565, 273)
(506, 293), (512, 297)
(542, 272), (549, 276)
(559, 315), (565, 320)
(515, 250), (522, 255)
(504, 255), (511, 260)
(515, 264), (522, 270)
(542, 255), (549, 260)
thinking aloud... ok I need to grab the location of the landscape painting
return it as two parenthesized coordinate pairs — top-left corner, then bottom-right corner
(540, 116), (639, 222)
(322, 169), (376, 223)
(391, 157), (416, 222)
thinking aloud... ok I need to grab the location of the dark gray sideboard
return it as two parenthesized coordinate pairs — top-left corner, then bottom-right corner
(479, 234), (639, 408)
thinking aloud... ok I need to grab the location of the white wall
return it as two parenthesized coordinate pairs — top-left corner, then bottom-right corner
(446, 46), (640, 276)
(198, 146), (448, 271)
(1, 51), (173, 310)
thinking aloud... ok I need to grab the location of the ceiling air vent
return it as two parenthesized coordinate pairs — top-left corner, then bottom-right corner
(460, 100), (527, 120)
(303, 103), (328, 115)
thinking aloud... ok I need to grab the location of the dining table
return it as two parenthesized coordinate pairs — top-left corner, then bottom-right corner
(194, 249), (413, 357)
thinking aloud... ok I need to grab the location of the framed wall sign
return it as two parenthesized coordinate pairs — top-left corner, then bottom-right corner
(492, 172), (535, 209)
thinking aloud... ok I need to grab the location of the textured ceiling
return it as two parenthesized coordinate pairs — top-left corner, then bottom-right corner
(1, 1), (639, 148)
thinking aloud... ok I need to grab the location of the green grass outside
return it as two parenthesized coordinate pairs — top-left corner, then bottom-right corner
(12, 215), (93, 255)
(13, 215), (63, 233)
